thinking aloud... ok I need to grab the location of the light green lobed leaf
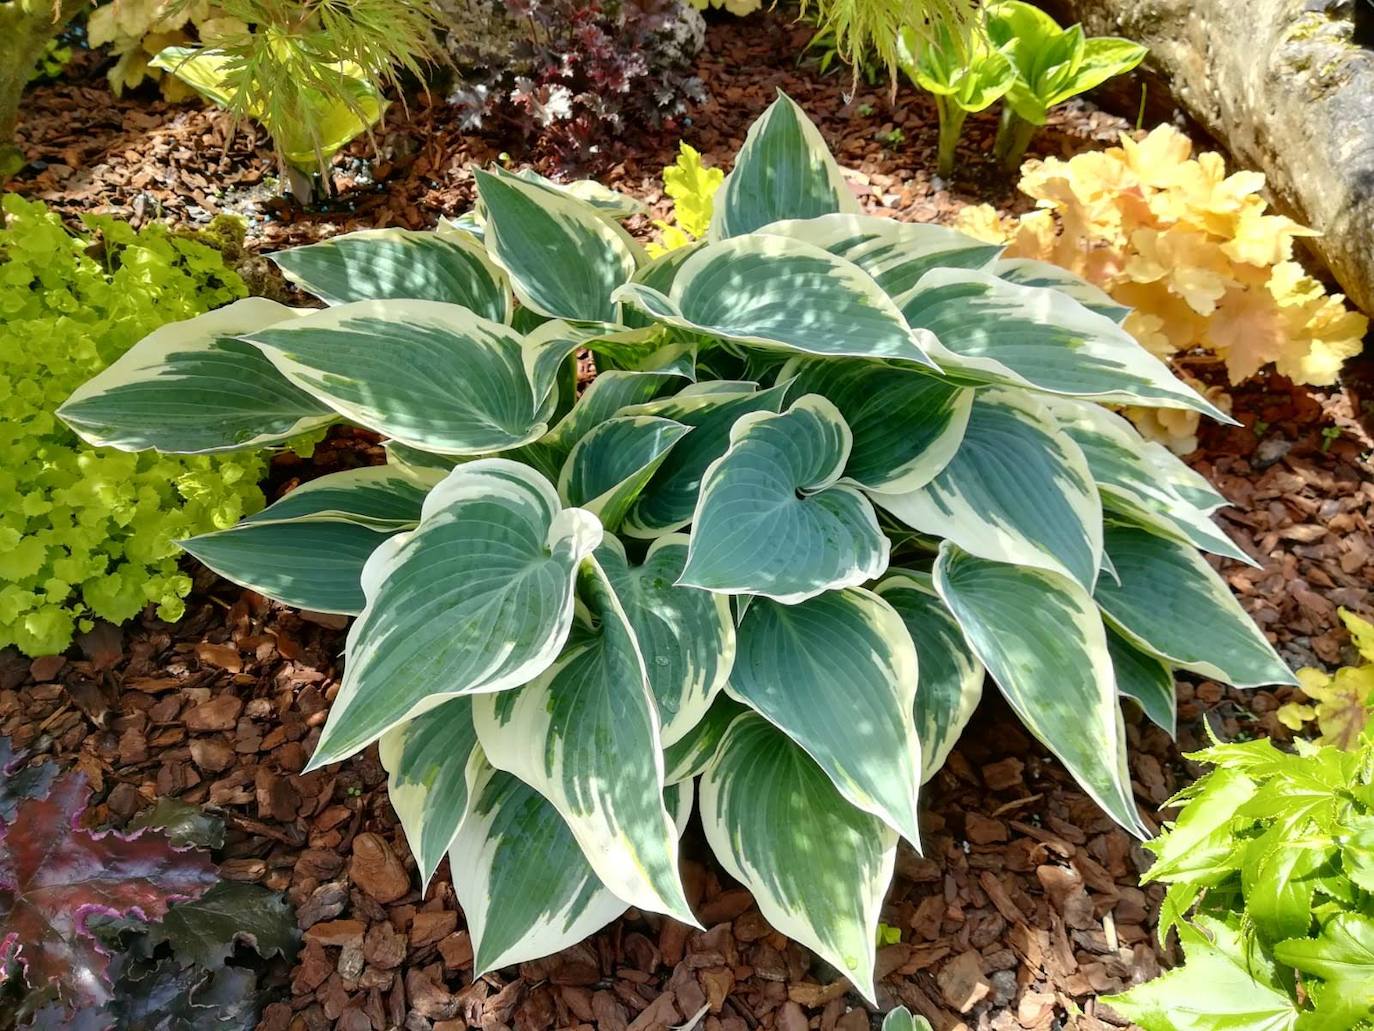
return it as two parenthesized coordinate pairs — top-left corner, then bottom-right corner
(619, 381), (791, 538)
(699, 712), (896, 1004)
(244, 299), (553, 456)
(613, 234), (940, 370)
(596, 535), (735, 747)
(471, 557), (695, 923)
(59, 298), (334, 454)
(898, 267), (1234, 422)
(474, 167), (642, 322)
(934, 543), (1145, 836)
(729, 589), (923, 844)
(780, 356), (972, 493)
(270, 227), (511, 321)
(379, 697), (481, 889)
(681, 396), (889, 603)
(757, 212), (1003, 297)
(710, 91), (860, 240)
(558, 416), (691, 531)
(870, 387), (1103, 590)
(874, 572), (984, 783)
(307, 460), (602, 768)
(1095, 524), (1297, 688)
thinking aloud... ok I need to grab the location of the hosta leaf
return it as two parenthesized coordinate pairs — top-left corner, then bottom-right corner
(710, 91), (859, 239)
(507, 167), (648, 218)
(682, 396), (888, 602)
(620, 381), (791, 538)
(870, 388), (1103, 590)
(474, 167), (641, 322)
(881, 1008), (935, 1031)
(379, 698), (481, 888)
(1108, 627), (1176, 737)
(663, 694), (751, 783)
(384, 440), (462, 477)
(875, 572), (984, 783)
(0, 773), (219, 1009)
(1047, 398), (1253, 565)
(898, 268), (1233, 422)
(147, 882), (299, 969)
(934, 544), (1144, 836)
(597, 535), (735, 747)
(559, 416), (691, 530)
(613, 234), (940, 370)
(448, 759), (629, 975)
(243, 466), (441, 530)
(59, 298), (333, 454)
(730, 589), (922, 843)
(307, 460), (602, 767)
(699, 712), (896, 1004)
(472, 558), (694, 923)
(244, 300), (551, 456)
(757, 213), (1002, 296)
(270, 228), (510, 320)
(780, 357), (972, 492)
(988, 258), (1131, 323)
(181, 518), (394, 616)
(1095, 525), (1297, 688)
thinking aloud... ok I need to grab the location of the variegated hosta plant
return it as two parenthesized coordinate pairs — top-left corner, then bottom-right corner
(59, 93), (1296, 1000)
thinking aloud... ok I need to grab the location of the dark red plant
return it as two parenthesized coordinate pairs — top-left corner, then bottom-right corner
(0, 772), (219, 1011)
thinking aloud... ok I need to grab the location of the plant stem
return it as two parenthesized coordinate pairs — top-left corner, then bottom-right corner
(0, 0), (90, 183)
(993, 105), (1039, 173)
(934, 96), (966, 179)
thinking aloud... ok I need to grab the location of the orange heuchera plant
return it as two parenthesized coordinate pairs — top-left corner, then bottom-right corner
(959, 125), (1367, 448)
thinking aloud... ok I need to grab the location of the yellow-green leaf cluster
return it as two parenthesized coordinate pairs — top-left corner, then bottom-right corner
(87, 0), (245, 100)
(0, 194), (268, 657)
(647, 142), (723, 258)
(686, 0), (761, 15)
(1279, 609), (1374, 751)
(957, 124), (1368, 405)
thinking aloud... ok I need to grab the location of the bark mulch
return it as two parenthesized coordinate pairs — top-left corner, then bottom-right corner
(5, 10), (1374, 1031)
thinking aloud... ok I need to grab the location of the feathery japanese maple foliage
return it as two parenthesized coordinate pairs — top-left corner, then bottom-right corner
(60, 94), (1295, 996)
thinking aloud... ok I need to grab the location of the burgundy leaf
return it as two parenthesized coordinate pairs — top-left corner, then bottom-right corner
(0, 773), (219, 1010)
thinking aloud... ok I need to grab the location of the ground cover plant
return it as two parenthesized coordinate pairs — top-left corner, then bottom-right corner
(1281, 608), (1374, 750)
(1105, 729), (1374, 1030)
(58, 93), (1297, 998)
(0, 737), (299, 1027)
(0, 195), (273, 659)
(959, 123), (1370, 451)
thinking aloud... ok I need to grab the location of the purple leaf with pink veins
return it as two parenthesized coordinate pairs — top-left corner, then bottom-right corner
(0, 772), (219, 1010)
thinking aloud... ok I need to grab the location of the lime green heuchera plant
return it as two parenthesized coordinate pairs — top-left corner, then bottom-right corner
(59, 94), (1295, 996)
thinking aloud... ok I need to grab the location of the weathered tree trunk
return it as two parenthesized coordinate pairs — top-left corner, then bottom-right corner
(0, 0), (89, 181)
(1041, 0), (1374, 317)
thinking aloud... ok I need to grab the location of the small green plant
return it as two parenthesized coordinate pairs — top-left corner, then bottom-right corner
(63, 94), (1292, 996)
(1105, 730), (1374, 1030)
(798, 0), (981, 84)
(857, 101), (875, 117)
(1320, 424), (1342, 452)
(0, 194), (273, 657)
(1279, 608), (1374, 750)
(150, 0), (442, 199)
(986, 1), (1146, 170)
(878, 126), (905, 147)
(896, 21), (1017, 177)
(647, 142), (724, 257)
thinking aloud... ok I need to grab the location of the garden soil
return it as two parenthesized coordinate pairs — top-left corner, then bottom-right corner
(6, 10), (1374, 1031)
